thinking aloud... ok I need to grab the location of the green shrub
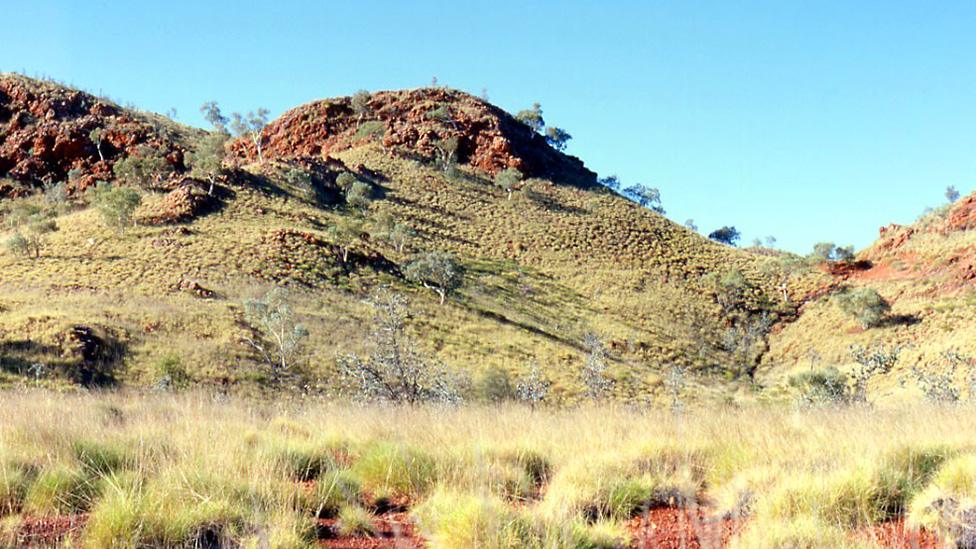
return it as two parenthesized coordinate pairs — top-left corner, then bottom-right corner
(474, 366), (516, 402)
(336, 504), (376, 537)
(0, 460), (35, 516)
(24, 465), (99, 514)
(908, 454), (976, 542)
(413, 490), (533, 548)
(73, 439), (134, 476)
(151, 355), (191, 390)
(354, 120), (386, 140)
(263, 439), (341, 482)
(90, 182), (142, 231)
(788, 367), (849, 405)
(350, 443), (437, 500)
(306, 469), (361, 518)
(834, 287), (891, 328)
(84, 479), (247, 547)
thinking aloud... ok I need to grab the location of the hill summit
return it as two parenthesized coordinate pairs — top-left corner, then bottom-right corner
(230, 87), (595, 184)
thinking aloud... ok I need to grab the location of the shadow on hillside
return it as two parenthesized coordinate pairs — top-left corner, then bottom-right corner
(0, 329), (127, 387)
(0, 340), (61, 377)
(469, 306), (584, 352)
(388, 195), (469, 220)
(234, 170), (289, 198)
(525, 188), (588, 215)
(881, 314), (921, 328)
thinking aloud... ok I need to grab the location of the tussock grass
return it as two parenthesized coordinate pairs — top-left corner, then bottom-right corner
(0, 391), (974, 546)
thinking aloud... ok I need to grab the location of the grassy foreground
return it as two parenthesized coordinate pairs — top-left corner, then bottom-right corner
(0, 392), (974, 548)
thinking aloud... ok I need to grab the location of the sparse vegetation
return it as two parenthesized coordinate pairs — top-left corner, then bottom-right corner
(90, 181), (142, 231)
(339, 290), (461, 404)
(493, 167), (523, 200)
(112, 145), (172, 190)
(230, 108), (270, 162)
(709, 225), (741, 246)
(404, 251), (465, 304)
(242, 287), (310, 380)
(834, 287), (891, 328)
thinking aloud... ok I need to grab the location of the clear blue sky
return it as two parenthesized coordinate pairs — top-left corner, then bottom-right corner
(2, 1), (974, 252)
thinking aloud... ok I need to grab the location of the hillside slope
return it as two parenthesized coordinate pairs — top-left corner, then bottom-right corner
(760, 196), (976, 400)
(0, 76), (797, 403)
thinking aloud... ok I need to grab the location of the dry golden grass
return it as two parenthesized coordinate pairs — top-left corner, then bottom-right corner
(1, 142), (796, 402)
(760, 214), (976, 400)
(0, 391), (973, 547)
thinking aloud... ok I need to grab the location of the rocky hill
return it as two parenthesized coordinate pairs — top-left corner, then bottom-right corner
(0, 75), (815, 403)
(0, 74), (200, 195)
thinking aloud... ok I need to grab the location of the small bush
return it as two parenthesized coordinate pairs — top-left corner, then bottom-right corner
(834, 287), (891, 328)
(473, 366), (516, 402)
(263, 441), (340, 482)
(24, 465), (99, 515)
(305, 469), (361, 518)
(788, 367), (849, 406)
(90, 182), (142, 231)
(4, 232), (29, 257)
(84, 478), (247, 547)
(151, 355), (191, 391)
(354, 120), (386, 140)
(336, 504), (376, 537)
(350, 443), (437, 500)
(345, 180), (373, 211)
(413, 490), (533, 548)
(0, 460), (35, 516)
(73, 439), (134, 476)
(908, 454), (976, 542)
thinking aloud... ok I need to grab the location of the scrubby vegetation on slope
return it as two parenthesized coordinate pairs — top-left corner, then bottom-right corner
(0, 75), (819, 404)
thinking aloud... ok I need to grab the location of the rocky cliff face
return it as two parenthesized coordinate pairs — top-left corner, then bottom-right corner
(0, 75), (192, 195)
(231, 87), (597, 186)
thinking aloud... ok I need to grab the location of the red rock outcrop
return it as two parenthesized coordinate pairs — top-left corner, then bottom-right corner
(230, 88), (596, 185)
(945, 194), (976, 233)
(0, 75), (191, 194)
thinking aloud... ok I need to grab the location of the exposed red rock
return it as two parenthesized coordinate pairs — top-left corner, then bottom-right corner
(0, 75), (191, 193)
(230, 88), (596, 184)
(872, 224), (916, 256)
(138, 178), (216, 224)
(945, 194), (976, 233)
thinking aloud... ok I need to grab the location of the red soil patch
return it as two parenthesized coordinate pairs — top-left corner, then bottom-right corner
(627, 507), (741, 549)
(17, 514), (88, 547)
(858, 519), (943, 548)
(317, 511), (424, 548)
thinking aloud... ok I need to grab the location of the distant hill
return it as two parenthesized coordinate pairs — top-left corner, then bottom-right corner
(0, 75), (817, 403)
